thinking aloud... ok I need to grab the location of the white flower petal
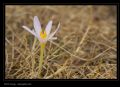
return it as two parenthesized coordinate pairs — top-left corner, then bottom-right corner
(33, 32), (46, 43)
(33, 16), (41, 35)
(31, 29), (38, 37)
(45, 20), (52, 35)
(48, 22), (60, 40)
(22, 26), (36, 36)
(32, 29), (47, 43)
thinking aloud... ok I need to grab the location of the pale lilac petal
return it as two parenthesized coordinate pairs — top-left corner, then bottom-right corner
(22, 26), (36, 36)
(33, 16), (41, 35)
(31, 29), (46, 43)
(34, 33), (46, 43)
(48, 22), (60, 40)
(32, 28), (47, 43)
(31, 29), (38, 37)
(45, 20), (52, 35)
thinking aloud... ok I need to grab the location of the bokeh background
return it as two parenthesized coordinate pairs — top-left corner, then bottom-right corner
(5, 5), (117, 79)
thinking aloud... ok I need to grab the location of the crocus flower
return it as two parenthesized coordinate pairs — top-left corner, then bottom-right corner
(22, 16), (60, 78)
(22, 16), (60, 43)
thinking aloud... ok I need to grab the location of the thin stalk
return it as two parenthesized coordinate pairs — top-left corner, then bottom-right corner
(39, 43), (45, 78)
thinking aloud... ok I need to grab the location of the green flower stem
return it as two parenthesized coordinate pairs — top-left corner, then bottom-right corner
(39, 43), (45, 78)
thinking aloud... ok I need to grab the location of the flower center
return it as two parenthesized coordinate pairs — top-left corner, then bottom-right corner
(40, 30), (47, 39)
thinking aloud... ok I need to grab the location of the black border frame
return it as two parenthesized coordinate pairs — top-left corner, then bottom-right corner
(1, 1), (120, 86)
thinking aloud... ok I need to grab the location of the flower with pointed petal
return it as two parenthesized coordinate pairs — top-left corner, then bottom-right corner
(22, 16), (60, 43)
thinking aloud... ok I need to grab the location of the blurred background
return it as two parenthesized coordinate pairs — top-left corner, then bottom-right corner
(5, 5), (117, 79)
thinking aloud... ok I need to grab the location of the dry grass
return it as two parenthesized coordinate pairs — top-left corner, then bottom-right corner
(5, 5), (117, 79)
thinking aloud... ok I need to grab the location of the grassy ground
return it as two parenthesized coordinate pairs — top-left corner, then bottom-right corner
(5, 5), (117, 79)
